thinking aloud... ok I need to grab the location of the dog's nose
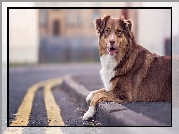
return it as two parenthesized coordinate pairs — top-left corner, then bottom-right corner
(109, 39), (115, 44)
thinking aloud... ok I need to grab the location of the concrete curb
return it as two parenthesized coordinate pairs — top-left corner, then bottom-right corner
(61, 75), (90, 109)
(61, 75), (170, 126)
(96, 102), (167, 126)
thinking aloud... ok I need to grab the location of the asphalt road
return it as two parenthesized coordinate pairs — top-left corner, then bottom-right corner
(8, 63), (101, 127)
(8, 63), (172, 127)
(2, 63), (179, 133)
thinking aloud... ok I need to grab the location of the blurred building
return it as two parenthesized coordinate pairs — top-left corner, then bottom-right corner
(7, 2), (176, 64)
(38, 9), (137, 38)
(38, 8), (138, 63)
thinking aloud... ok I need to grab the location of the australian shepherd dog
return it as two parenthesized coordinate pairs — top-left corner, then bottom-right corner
(83, 15), (171, 120)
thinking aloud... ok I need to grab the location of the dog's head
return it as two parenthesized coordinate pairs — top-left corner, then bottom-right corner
(95, 15), (133, 58)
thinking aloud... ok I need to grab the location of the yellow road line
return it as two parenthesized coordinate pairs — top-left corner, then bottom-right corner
(10, 82), (45, 126)
(44, 78), (65, 126)
(4, 77), (64, 134)
(9, 77), (64, 127)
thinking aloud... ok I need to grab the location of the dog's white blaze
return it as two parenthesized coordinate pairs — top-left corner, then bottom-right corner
(100, 54), (118, 91)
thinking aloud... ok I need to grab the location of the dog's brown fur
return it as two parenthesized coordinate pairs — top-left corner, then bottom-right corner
(83, 15), (171, 120)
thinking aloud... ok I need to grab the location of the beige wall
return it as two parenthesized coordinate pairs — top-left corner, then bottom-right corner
(9, 8), (39, 63)
(2, 2), (39, 64)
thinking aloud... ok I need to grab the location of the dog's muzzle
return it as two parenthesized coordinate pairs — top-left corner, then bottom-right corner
(107, 38), (118, 56)
(107, 45), (118, 56)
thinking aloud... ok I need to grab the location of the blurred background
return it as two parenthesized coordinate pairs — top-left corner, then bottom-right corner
(2, 2), (179, 133)
(3, 2), (177, 65)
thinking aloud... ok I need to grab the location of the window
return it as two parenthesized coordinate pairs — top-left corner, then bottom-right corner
(76, 10), (82, 25)
(164, 38), (171, 56)
(40, 9), (47, 26)
(53, 20), (60, 36)
(67, 9), (73, 25)
(67, 9), (82, 26)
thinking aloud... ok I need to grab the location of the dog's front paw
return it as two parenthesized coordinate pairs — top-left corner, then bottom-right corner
(86, 92), (94, 103)
(82, 106), (95, 120)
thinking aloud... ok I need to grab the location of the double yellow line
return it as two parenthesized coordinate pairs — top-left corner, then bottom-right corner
(4, 77), (65, 133)
(10, 81), (45, 126)
(44, 78), (64, 126)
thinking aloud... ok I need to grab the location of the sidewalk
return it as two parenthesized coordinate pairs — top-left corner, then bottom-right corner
(61, 74), (171, 126)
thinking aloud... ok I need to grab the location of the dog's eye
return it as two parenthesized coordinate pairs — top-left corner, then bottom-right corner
(116, 29), (122, 33)
(104, 28), (110, 34)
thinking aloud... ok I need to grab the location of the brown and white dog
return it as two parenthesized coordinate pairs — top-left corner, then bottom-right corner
(82, 15), (171, 120)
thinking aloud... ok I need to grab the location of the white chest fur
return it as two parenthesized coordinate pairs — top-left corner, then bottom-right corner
(100, 54), (118, 91)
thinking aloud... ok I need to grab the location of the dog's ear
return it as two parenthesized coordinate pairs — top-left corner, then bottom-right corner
(119, 15), (133, 38)
(126, 19), (133, 31)
(119, 15), (133, 31)
(95, 15), (110, 34)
